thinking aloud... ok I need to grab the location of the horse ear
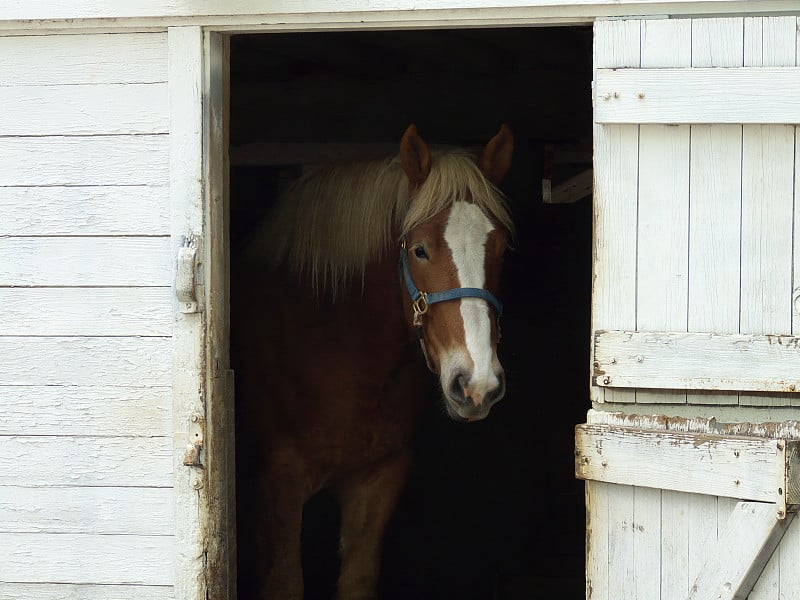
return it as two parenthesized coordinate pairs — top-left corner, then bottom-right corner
(400, 124), (432, 187)
(479, 124), (514, 185)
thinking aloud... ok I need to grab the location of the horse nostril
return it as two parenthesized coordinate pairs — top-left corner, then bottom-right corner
(449, 372), (469, 405)
(484, 374), (506, 407)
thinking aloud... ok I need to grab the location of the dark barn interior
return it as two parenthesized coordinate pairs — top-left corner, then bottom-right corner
(230, 26), (593, 599)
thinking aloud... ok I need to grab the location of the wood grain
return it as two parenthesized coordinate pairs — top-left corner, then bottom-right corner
(0, 436), (172, 487)
(0, 83), (168, 136)
(0, 33), (167, 85)
(0, 288), (172, 336)
(0, 486), (174, 534)
(594, 330), (800, 393)
(0, 237), (172, 287)
(0, 336), (171, 386)
(0, 135), (168, 187)
(0, 385), (170, 436)
(0, 532), (174, 585)
(0, 583), (174, 600)
(0, 185), (169, 236)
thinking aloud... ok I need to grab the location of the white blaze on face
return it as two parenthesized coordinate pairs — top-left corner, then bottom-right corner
(443, 202), (498, 390)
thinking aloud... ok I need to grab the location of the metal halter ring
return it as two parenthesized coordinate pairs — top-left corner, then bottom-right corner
(412, 292), (429, 326)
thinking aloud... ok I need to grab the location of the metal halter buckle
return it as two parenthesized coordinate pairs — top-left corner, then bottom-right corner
(412, 292), (428, 326)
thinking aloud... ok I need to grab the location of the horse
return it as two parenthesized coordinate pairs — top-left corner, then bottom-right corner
(232, 124), (514, 599)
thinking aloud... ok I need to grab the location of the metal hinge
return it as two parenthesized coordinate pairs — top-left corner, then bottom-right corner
(176, 234), (203, 313)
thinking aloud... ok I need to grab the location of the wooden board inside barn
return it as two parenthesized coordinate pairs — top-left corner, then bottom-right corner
(228, 26), (593, 599)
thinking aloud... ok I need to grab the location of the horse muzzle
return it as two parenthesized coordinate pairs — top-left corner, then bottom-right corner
(443, 369), (506, 422)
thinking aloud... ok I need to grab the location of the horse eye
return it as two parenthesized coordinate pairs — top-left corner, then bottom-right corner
(413, 246), (429, 260)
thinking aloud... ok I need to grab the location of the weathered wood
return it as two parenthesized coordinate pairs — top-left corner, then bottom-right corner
(586, 408), (800, 439)
(0, 288), (172, 336)
(547, 168), (592, 204)
(691, 17), (743, 68)
(0, 583), (174, 600)
(0, 83), (168, 136)
(0, 486), (174, 534)
(0, 532), (174, 585)
(594, 330), (800, 393)
(777, 515), (800, 599)
(687, 502), (796, 600)
(633, 486), (662, 598)
(0, 185), (169, 236)
(575, 424), (798, 505)
(739, 17), (797, 411)
(686, 17), (743, 408)
(0, 337), (171, 387)
(0, 0), (795, 25)
(169, 25), (208, 600)
(0, 385), (170, 436)
(585, 481), (610, 599)
(0, 436), (172, 487)
(0, 135), (168, 186)
(607, 484), (636, 599)
(595, 67), (800, 124)
(0, 237), (172, 287)
(660, 490), (690, 599)
(0, 33), (167, 85)
(591, 18), (640, 405)
(204, 31), (237, 600)
(687, 121), (741, 400)
(635, 18), (691, 406)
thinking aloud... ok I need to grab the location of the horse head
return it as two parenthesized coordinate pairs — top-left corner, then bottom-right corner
(398, 124), (513, 422)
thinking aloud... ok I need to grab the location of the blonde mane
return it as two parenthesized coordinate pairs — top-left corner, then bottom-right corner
(243, 150), (513, 298)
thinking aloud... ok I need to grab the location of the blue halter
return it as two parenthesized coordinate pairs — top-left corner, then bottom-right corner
(399, 239), (504, 327)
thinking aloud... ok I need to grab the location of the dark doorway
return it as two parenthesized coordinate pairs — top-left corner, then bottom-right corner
(230, 26), (592, 599)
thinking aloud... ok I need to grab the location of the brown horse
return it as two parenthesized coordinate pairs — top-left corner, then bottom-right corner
(233, 124), (514, 599)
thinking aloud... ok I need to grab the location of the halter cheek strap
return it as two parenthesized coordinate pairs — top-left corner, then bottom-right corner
(398, 239), (504, 328)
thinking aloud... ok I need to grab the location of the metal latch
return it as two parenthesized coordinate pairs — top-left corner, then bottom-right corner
(176, 234), (202, 313)
(182, 411), (205, 468)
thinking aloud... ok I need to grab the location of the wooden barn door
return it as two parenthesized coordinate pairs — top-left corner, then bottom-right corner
(582, 15), (800, 600)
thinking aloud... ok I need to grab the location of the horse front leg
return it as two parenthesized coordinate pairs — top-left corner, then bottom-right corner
(253, 457), (312, 600)
(333, 451), (412, 600)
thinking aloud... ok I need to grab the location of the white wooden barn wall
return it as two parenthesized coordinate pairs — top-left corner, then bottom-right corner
(0, 32), (176, 599)
(589, 16), (800, 600)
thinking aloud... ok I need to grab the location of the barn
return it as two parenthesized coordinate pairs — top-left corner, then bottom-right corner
(1, 2), (799, 600)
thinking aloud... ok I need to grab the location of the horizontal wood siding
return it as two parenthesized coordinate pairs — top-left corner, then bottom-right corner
(0, 185), (170, 236)
(0, 487), (174, 534)
(0, 135), (169, 186)
(0, 386), (170, 436)
(0, 34), (167, 85)
(0, 337), (171, 386)
(0, 288), (173, 336)
(592, 16), (800, 409)
(0, 533), (174, 585)
(0, 83), (169, 136)
(0, 31), (175, 595)
(0, 584), (174, 600)
(0, 436), (173, 487)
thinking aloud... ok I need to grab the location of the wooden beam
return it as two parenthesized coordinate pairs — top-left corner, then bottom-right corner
(595, 67), (800, 124)
(593, 330), (800, 393)
(546, 168), (593, 204)
(575, 424), (800, 509)
(687, 502), (796, 600)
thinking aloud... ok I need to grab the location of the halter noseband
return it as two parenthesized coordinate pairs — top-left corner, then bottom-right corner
(399, 238), (504, 328)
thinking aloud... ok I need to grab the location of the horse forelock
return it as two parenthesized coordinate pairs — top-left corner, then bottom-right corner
(250, 150), (513, 300)
(401, 152), (514, 240)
